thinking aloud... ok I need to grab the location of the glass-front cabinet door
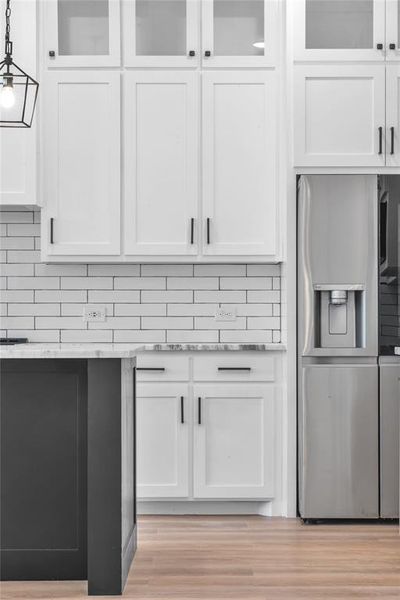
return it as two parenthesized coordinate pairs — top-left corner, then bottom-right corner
(44, 0), (121, 67)
(123, 0), (199, 67)
(293, 0), (385, 61)
(201, 0), (276, 67)
(386, 0), (400, 61)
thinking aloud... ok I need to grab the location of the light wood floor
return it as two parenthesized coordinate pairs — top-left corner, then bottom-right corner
(1, 516), (399, 599)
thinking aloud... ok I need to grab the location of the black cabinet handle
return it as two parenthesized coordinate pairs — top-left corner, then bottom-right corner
(205, 50), (211, 57)
(376, 43), (383, 50)
(390, 127), (395, 155)
(390, 43), (396, 50)
(180, 396), (184, 424)
(136, 367), (166, 372)
(206, 218), (211, 244)
(378, 127), (383, 155)
(50, 218), (54, 244)
(217, 367), (252, 371)
(198, 397), (202, 425)
(49, 50), (55, 57)
(189, 50), (195, 57)
(190, 218), (195, 245)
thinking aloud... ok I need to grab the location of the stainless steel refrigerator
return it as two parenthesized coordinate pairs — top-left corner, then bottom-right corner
(298, 175), (380, 519)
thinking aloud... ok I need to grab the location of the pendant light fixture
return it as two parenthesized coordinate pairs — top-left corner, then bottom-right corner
(0, 0), (39, 127)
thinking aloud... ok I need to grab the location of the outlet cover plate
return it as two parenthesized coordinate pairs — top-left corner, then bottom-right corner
(83, 305), (107, 322)
(215, 306), (237, 322)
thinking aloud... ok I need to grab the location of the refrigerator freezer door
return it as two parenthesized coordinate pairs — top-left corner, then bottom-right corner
(379, 359), (400, 518)
(299, 363), (379, 519)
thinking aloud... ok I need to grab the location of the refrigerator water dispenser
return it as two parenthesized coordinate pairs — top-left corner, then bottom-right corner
(314, 284), (365, 349)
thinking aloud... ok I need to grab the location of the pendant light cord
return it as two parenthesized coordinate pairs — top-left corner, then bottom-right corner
(4, 0), (12, 59)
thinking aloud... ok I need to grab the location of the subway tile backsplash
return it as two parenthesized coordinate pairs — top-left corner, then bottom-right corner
(0, 209), (281, 344)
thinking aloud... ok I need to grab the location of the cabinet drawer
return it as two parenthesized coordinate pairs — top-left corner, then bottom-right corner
(136, 354), (190, 381)
(193, 353), (275, 382)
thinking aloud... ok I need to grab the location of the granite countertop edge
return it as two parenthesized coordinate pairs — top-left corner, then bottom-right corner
(0, 342), (286, 359)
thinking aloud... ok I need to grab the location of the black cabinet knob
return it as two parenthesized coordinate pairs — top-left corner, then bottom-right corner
(49, 50), (55, 57)
(377, 43), (383, 50)
(204, 50), (211, 57)
(390, 43), (396, 50)
(189, 50), (195, 57)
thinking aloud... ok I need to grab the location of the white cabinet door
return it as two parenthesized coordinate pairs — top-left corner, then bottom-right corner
(42, 72), (120, 256)
(386, 66), (400, 165)
(193, 384), (275, 499)
(124, 72), (199, 256)
(44, 0), (121, 67)
(0, 0), (37, 206)
(294, 65), (386, 167)
(123, 0), (199, 67)
(201, 0), (277, 67)
(136, 383), (189, 498)
(293, 0), (385, 62)
(202, 71), (277, 258)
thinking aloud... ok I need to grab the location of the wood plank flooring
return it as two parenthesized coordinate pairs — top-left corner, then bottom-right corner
(1, 516), (399, 599)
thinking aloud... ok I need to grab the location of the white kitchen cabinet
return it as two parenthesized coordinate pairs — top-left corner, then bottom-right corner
(202, 71), (278, 258)
(294, 65), (386, 167)
(42, 72), (120, 256)
(193, 383), (275, 499)
(124, 72), (199, 256)
(123, 0), (199, 67)
(136, 383), (189, 498)
(201, 0), (277, 67)
(43, 0), (121, 67)
(0, 0), (37, 206)
(293, 0), (385, 62)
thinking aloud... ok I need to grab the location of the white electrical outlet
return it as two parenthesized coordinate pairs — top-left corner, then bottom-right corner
(215, 306), (237, 322)
(83, 305), (107, 322)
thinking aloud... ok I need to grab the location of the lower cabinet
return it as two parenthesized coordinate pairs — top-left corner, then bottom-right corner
(136, 383), (189, 498)
(136, 353), (279, 502)
(193, 384), (275, 499)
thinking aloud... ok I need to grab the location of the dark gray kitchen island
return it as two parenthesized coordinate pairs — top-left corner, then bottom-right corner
(0, 344), (140, 596)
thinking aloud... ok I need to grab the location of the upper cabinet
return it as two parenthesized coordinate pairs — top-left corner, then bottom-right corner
(123, 0), (199, 67)
(201, 0), (277, 67)
(43, 72), (120, 256)
(43, 0), (278, 69)
(44, 0), (121, 67)
(202, 71), (278, 257)
(294, 0), (389, 61)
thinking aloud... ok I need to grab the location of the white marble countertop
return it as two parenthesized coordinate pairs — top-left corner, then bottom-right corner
(394, 347), (400, 356)
(0, 342), (286, 359)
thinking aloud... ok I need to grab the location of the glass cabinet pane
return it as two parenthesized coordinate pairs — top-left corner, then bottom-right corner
(58, 0), (110, 55)
(305, 0), (373, 50)
(136, 0), (186, 56)
(213, 0), (264, 56)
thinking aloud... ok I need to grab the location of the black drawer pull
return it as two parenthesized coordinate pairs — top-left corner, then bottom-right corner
(205, 50), (211, 57)
(50, 218), (54, 244)
(376, 43), (383, 50)
(218, 367), (252, 371)
(180, 396), (184, 424)
(390, 43), (396, 50)
(390, 126), (395, 155)
(206, 218), (211, 244)
(189, 50), (196, 57)
(378, 126), (383, 155)
(198, 397), (202, 425)
(136, 367), (166, 372)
